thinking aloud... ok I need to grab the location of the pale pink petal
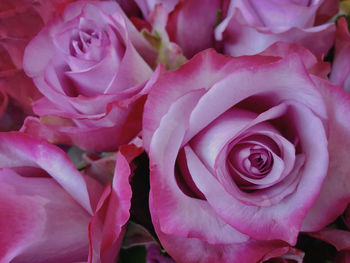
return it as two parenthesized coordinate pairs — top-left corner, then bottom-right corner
(143, 49), (279, 151)
(185, 101), (328, 244)
(246, 0), (321, 29)
(150, 198), (290, 263)
(259, 41), (330, 79)
(215, 10), (335, 57)
(149, 89), (249, 244)
(185, 53), (326, 142)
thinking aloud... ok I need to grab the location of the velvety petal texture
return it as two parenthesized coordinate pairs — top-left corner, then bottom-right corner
(143, 48), (350, 261)
(22, 0), (157, 151)
(215, 0), (336, 56)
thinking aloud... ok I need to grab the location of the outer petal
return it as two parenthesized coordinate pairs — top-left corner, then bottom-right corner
(242, 0), (322, 29)
(0, 131), (93, 213)
(21, 96), (144, 152)
(0, 70), (41, 114)
(309, 228), (350, 251)
(150, 196), (290, 263)
(185, 53), (326, 142)
(215, 11), (335, 56)
(0, 168), (91, 263)
(0, 4), (44, 68)
(143, 49), (279, 151)
(22, 25), (55, 78)
(149, 88), (250, 244)
(330, 17), (350, 92)
(315, 0), (339, 25)
(88, 144), (143, 263)
(259, 42), (330, 79)
(166, 0), (221, 58)
(302, 78), (350, 231)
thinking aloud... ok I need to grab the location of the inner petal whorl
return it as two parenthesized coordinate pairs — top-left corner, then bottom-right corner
(228, 143), (274, 183)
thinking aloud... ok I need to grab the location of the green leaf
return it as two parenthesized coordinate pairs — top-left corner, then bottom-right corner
(117, 246), (146, 263)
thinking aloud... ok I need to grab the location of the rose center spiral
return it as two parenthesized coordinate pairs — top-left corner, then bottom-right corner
(228, 143), (273, 181)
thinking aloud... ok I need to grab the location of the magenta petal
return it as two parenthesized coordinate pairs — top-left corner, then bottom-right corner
(100, 146), (136, 260)
(167, 0), (221, 58)
(330, 17), (350, 92)
(302, 77), (350, 231)
(0, 168), (91, 262)
(21, 115), (137, 152)
(88, 145), (140, 262)
(0, 132), (93, 213)
(309, 228), (350, 251)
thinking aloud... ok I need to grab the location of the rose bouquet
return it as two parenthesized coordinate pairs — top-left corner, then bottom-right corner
(1, 0), (350, 262)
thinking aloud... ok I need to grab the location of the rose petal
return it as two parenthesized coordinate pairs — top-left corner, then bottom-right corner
(0, 132), (93, 213)
(149, 88), (249, 244)
(330, 17), (350, 92)
(166, 0), (221, 58)
(185, 101), (328, 244)
(215, 9), (335, 57)
(0, 168), (90, 262)
(186, 53), (327, 144)
(301, 77), (350, 231)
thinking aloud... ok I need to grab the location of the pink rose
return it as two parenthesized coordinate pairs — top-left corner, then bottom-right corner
(330, 17), (350, 92)
(215, 0), (336, 56)
(21, 0), (157, 152)
(142, 47), (350, 262)
(0, 0), (44, 114)
(0, 131), (138, 262)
